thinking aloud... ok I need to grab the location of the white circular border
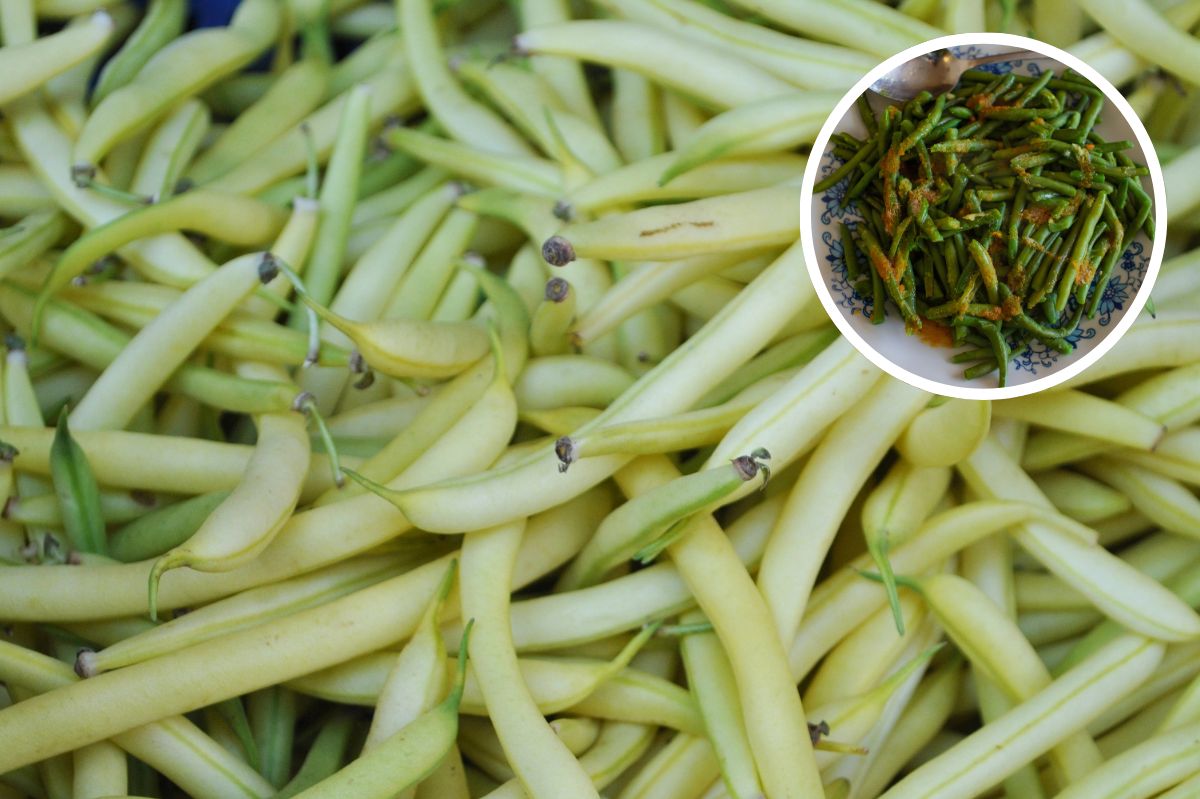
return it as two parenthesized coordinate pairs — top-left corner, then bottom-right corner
(800, 32), (1167, 401)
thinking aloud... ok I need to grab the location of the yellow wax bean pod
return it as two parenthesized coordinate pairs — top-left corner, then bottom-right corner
(348, 240), (809, 534)
(0, 211), (71, 280)
(804, 592), (928, 709)
(679, 609), (763, 799)
(596, 0), (874, 90)
(790, 501), (1098, 681)
(295, 83), (372, 316)
(662, 92), (707, 148)
(514, 355), (635, 411)
(543, 185), (800, 266)
(480, 722), (656, 799)
(60, 281), (350, 367)
(84, 552), (436, 674)
(292, 635), (688, 729)
(130, 99), (210, 201)
(658, 92), (839, 184)
(557, 369), (792, 463)
(73, 741), (127, 799)
(567, 154), (807, 214)
(494, 493), (780, 653)
(298, 290), (491, 380)
(568, 250), (768, 343)
(0, 165), (55, 217)
(706, 335), (876, 467)
(188, 58), (331, 185)
(1056, 722), (1200, 799)
(514, 0), (603, 127)
(455, 59), (619, 179)
(147, 406), (310, 620)
(1117, 427), (1200, 486)
(0, 283), (304, 418)
(808, 643), (941, 771)
(249, 195), (320, 317)
(1037, 469), (1133, 523)
(758, 376), (929, 646)
(0, 640), (276, 799)
(205, 62), (418, 196)
(879, 635), (1165, 799)
(325, 32), (396, 99)
(399, 0), (533, 157)
(895, 397), (991, 467)
(69, 252), (286, 432)
(460, 520), (601, 799)
(0, 10), (115, 105)
(384, 127), (563, 198)
(616, 733), (721, 799)
(91, 0), (187, 107)
(325, 266), (529, 505)
(453, 190), (613, 324)
(36, 191), (287, 332)
(861, 459), (953, 633)
(6, 89), (240, 284)
(382, 211), (479, 322)
(604, 454), (824, 799)
(1026, 362), (1200, 471)
(1080, 457), (1200, 540)
(529, 277), (577, 357)
(1064, 314), (1200, 388)
(1087, 640), (1200, 736)
(855, 661), (964, 799)
(363, 560), (457, 752)
(913, 572), (1104, 783)
(611, 68), (666, 163)
(513, 21), (794, 110)
(993, 389), (1166, 451)
(723, 0), (939, 57)
(73, 0), (281, 171)
(961, 436), (1200, 642)
(290, 627), (471, 799)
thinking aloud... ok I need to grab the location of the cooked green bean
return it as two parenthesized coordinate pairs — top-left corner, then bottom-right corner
(825, 69), (1153, 385)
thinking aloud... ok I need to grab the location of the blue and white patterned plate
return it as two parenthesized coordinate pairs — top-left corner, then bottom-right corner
(803, 37), (1162, 398)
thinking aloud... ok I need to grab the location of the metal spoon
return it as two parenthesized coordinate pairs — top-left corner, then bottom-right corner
(870, 48), (1041, 101)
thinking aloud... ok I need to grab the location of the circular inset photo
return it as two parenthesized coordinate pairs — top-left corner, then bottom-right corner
(800, 33), (1166, 400)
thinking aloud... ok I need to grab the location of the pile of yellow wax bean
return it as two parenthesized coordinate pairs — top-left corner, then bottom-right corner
(0, 0), (1198, 798)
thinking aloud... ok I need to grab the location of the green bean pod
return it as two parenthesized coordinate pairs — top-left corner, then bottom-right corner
(48, 407), (105, 555)
(559, 451), (768, 588)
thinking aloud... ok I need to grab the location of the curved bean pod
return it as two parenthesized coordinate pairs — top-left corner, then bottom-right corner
(36, 192), (286, 332)
(0, 10), (114, 105)
(147, 408), (310, 619)
(74, 0), (281, 170)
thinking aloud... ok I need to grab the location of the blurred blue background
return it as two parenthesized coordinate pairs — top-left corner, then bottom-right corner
(190, 0), (242, 28)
